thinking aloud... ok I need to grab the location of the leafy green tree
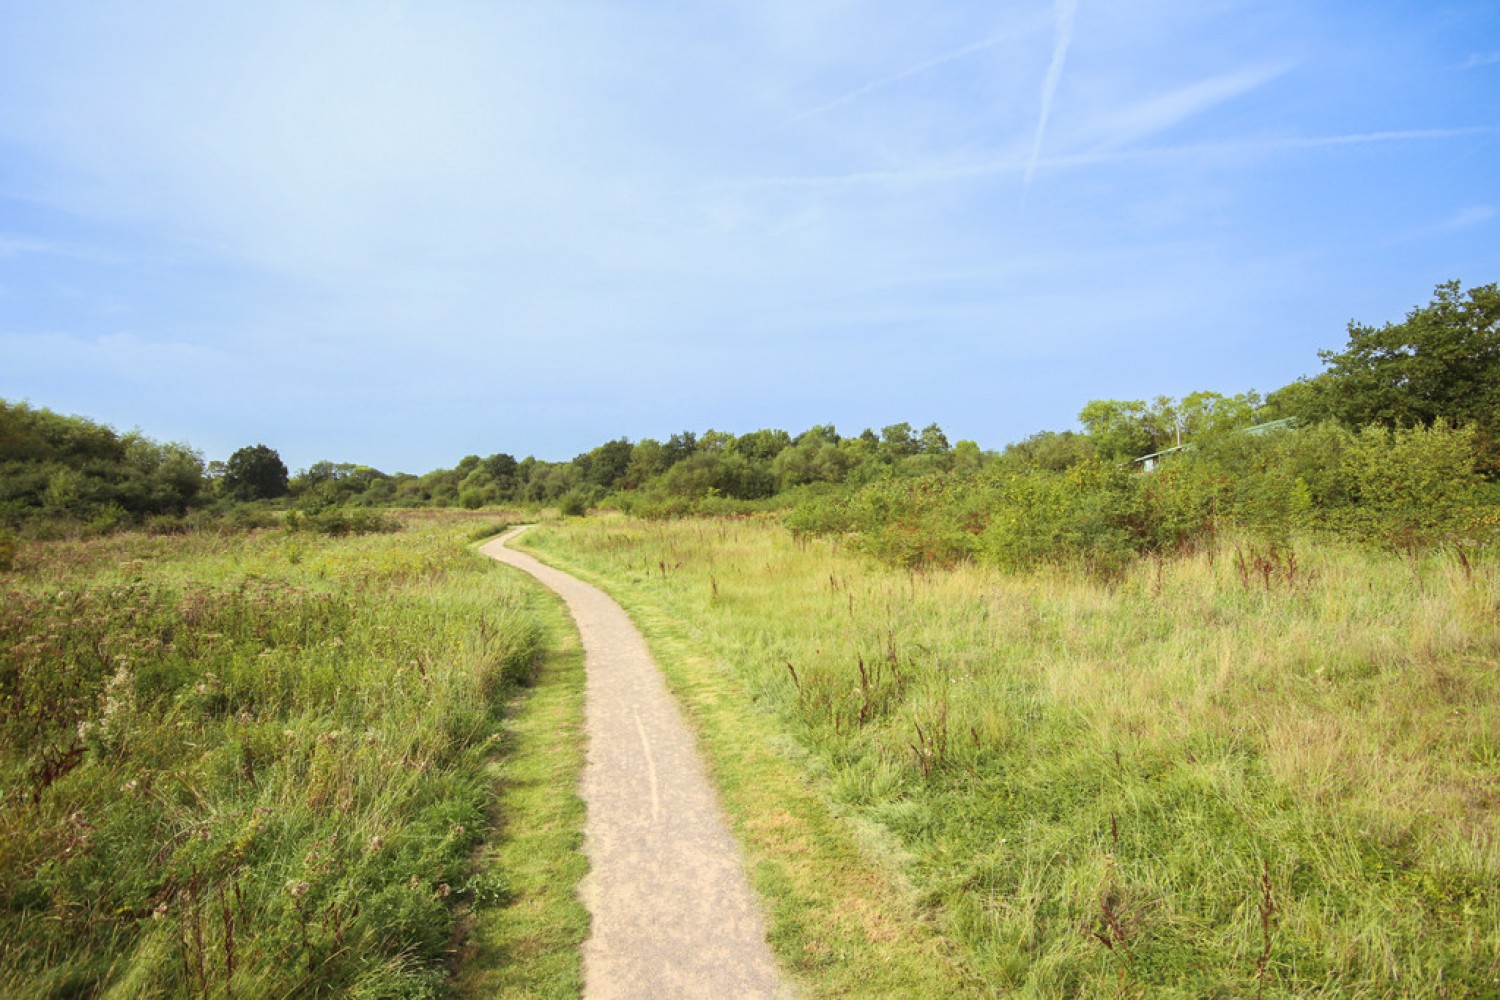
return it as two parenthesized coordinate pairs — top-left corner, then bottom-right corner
(773, 436), (855, 489)
(918, 423), (951, 455)
(580, 438), (633, 490)
(1078, 399), (1155, 460)
(1003, 430), (1096, 471)
(625, 439), (668, 486)
(797, 425), (840, 446)
(1174, 390), (1262, 442)
(951, 439), (985, 474)
(1306, 280), (1500, 435)
(481, 453), (518, 496)
(663, 431), (698, 467)
(119, 435), (206, 513)
(880, 422), (918, 460)
(731, 428), (792, 462)
(223, 444), (289, 501)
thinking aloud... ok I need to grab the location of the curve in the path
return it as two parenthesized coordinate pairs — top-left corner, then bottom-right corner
(480, 527), (789, 1000)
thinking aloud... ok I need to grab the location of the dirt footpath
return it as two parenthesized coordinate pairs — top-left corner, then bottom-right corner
(481, 527), (789, 999)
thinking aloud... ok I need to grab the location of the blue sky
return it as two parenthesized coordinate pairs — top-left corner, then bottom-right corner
(1, 1), (1497, 473)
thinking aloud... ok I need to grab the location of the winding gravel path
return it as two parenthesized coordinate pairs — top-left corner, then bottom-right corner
(480, 527), (788, 999)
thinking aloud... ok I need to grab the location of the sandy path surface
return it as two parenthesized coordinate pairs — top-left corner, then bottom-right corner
(480, 527), (788, 999)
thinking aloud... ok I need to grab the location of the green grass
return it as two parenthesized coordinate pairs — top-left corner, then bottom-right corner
(453, 565), (589, 998)
(521, 514), (1500, 997)
(0, 513), (586, 997)
(516, 524), (984, 997)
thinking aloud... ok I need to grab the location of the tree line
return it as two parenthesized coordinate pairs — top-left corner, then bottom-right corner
(2, 280), (1496, 549)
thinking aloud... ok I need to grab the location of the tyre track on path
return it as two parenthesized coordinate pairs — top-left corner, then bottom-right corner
(480, 527), (788, 999)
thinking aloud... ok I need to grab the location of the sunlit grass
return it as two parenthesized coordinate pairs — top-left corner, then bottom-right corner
(523, 514), (1500, 997)
(0, 513), (581, 997)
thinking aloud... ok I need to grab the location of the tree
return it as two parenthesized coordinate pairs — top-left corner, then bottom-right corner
(581, 438), (633, 489)
(1004, 430), (1097, 471)
(663, 431), (698, 467)
(880, 423), (918, 460)
(1313, 280), (1500, 435)
(731, 428), (792, 462)
(481, 453), (518, 496)
(223, 444), (289, 501)
(1078, 399), (1155, 460)
(918, 423), (951, 455)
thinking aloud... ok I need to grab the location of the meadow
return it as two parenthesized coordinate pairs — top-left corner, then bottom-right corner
(0, 512), (586, 998)
(522, 515), (1500, 997)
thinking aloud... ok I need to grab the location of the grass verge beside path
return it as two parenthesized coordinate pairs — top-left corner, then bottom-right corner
(513, 526), (982, 998)
(521, 514), (1500, 997)
(454, 567), (589, 998)
(0, 513), (589, 997)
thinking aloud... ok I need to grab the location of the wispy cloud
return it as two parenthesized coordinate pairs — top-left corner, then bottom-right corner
(1023, 0), (1080, 195)
(1078, 63), (1292, 150)
(789, 18), (1047, 124)
(1460, 51), (1500, 70)
(743, 126), (1500, 190)
(1381, 203), (1496, 247)
(0, 233), (129, 263)
(1435, 204), (1495, 230)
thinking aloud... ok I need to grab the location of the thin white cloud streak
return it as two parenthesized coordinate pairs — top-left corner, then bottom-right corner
(1380, 203), (1496, 247)
(1441, 204), (1496, 229)
(788, 17), (1048, 124)
(1023, 0), (1079, 194)
(0, 234), (134, 264)
(1460, 51), (1500, 69)
(742, 126), (1500, 189)
(1079, 63), (1291, 150)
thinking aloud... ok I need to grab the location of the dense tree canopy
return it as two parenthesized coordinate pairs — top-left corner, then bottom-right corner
(222, 444), (289, 501)
(0, 400), (208, 525)
(1310, 280), (1499, 433)
(4, 278), (1494, 538)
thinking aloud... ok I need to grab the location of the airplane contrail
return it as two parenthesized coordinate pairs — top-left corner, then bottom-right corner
(1023, 0), (1079, 196)
(790, 19), (1047, 125)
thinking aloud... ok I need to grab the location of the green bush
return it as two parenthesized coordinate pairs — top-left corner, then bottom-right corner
(1336, 421), (1485, 551)
(847, 475), (989, 568)
(0, 529), (15, 572)
(285, 507), (399, 536)
(980, 462), (1140, 575)
(558, 491), (591, 517)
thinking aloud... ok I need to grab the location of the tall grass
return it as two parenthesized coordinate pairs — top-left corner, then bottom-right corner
(1, 515), (550, 997)
(524, 515), (1500, 997)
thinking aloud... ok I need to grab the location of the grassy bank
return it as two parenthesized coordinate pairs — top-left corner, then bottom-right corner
(453, 563), (589, 999)
(521, 515), (1500, 997)
(0, 512), (584, 997)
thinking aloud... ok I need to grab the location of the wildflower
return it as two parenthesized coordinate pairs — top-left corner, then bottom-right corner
(367, 835), (385, 854)
(285, 880), (309, 898)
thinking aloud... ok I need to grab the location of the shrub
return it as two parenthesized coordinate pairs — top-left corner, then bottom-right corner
(558, 491), (591, 517)
(0, 528), (15, 572)
(285, 507), (400, 536)
(1336, 421), (1485, 551)
(980, 463), (1139, 575)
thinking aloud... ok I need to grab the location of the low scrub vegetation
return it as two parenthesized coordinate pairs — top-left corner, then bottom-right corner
(788, 419), (1493, 574)
(0, 516), (555, 997)
(523, 515), (1500, 996)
